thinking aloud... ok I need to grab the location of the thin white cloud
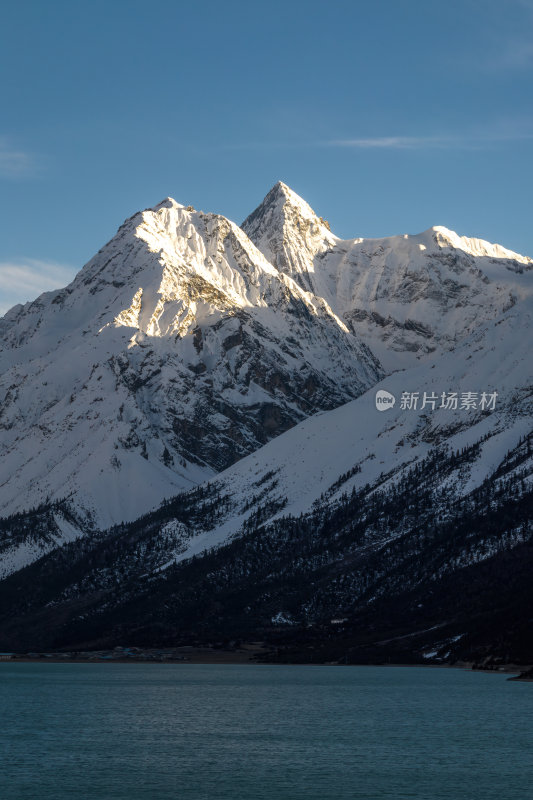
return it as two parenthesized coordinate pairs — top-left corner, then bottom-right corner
(0, 259), (75, 315)
(328, 131), (533, 150)
(0, 138), (37, 178)
(330, 136), (453, 149)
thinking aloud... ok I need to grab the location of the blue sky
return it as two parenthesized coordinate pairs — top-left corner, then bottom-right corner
(1, 0), (532, 313)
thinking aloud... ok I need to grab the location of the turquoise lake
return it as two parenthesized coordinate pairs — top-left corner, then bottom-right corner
(0, 663), (531, 799)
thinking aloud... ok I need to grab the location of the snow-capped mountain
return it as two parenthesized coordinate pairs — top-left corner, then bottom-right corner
(1, 183), (532, 663)
(107, 290), (533, 570)
(243, 182), (533, 370)
(0, 195), (380, 531)
(1, 294), (531, 659)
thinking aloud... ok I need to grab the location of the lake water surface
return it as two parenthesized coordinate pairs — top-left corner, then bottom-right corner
(1, 663), (531, 799)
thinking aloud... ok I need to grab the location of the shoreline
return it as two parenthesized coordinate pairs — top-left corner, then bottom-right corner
(1, 648), (531, 679)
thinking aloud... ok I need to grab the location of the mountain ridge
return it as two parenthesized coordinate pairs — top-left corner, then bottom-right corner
(243, 184), (533, 370)
(0, 184), (532, 667)
(0, 189), (382, 535)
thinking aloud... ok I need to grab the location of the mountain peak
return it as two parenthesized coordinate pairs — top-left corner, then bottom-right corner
(268, 180), (306, 205)
(152, 196), (184, 210)
(241, 183), (337, 288)
(0, 185), (382, 532)
(426, 225), (533, 265)
(246, 181), (328, 228)
(270, 179), (291, 195)
(141, 197), (197, 218)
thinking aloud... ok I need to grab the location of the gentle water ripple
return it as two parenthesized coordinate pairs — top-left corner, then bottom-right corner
(0, 663), (532, 799)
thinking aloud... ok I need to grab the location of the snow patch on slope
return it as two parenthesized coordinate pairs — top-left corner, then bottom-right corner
(161, 294), (533, 567)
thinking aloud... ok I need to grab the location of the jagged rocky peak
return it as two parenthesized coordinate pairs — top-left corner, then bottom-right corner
(242, 185), (533, 370)
(0, 188), (382, 534)
(242, 182), (338, 291)
(152, 196), (185, 210)
(107, 194), (354, 342)
(0, 196), (294, 353)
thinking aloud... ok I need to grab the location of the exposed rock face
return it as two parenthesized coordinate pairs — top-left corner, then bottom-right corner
(0, 196), (380, 529)
(1, 184), (532, 663)
(1, 182), (531, 566)
(243, 183), (533, 370)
